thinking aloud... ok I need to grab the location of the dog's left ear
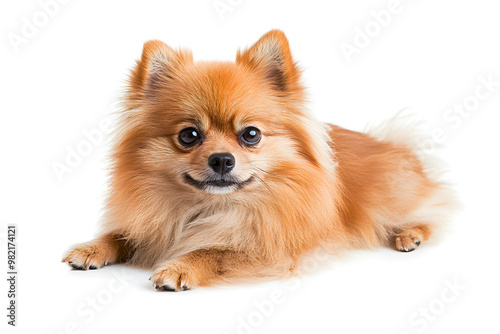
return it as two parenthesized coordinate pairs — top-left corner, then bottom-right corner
(236, 30), (301, 93)
(127, 40), (193, 104)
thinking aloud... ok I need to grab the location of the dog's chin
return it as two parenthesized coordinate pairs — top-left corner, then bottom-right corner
(183, 173), (253, 195)
(204, 185), (238, 195)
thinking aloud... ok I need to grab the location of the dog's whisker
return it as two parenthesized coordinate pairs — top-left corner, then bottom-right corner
(253, 174), (279, 201)
(249, 165), (287, 179)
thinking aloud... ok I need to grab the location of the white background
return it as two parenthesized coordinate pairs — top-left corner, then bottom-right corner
(1, 0), (499, 333)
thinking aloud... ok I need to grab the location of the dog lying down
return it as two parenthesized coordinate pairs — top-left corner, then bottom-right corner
(63, 30), (458, 291)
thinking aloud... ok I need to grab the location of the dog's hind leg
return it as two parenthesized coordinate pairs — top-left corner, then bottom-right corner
(395, 224), (432, 252)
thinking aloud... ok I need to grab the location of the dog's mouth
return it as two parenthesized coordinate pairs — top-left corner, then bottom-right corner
(183, 173), (254, 194)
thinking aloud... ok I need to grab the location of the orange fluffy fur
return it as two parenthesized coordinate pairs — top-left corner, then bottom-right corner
(63, 30), (457, 291)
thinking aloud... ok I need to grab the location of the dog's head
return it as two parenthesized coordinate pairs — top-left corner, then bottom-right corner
(115, 30), (331, 199)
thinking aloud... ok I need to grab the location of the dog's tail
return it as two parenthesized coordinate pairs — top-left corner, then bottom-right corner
(365, 109), (461, 240)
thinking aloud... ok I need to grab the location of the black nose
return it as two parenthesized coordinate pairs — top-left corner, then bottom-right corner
(208, 153), (235, 175)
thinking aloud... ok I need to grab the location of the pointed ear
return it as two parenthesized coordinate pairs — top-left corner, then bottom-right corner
(236, 30), (300, 93)
(128, 40), (192, 98)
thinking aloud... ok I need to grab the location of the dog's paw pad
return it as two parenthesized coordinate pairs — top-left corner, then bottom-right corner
(70, 263), (85, 270)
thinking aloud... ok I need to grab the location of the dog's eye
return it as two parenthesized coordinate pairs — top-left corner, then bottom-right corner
(179, 127), (201, 147)
(240, 127), (261, 147)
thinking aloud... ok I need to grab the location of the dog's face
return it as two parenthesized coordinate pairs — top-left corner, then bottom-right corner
(119, 31), (326, 198)
(139, 61), (285, 196)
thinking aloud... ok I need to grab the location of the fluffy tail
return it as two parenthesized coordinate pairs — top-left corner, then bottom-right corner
(365, 110), (461, 240)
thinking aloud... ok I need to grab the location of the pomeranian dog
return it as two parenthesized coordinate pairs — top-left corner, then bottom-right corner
(63, 30), (457, 291)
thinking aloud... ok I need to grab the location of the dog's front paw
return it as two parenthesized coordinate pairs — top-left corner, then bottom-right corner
(62, 243), (109, 270)
(149, 262), (194, 292)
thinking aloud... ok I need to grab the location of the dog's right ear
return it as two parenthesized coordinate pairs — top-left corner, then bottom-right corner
(236, 30), (301, 94)
(128, 40), (192, 101)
